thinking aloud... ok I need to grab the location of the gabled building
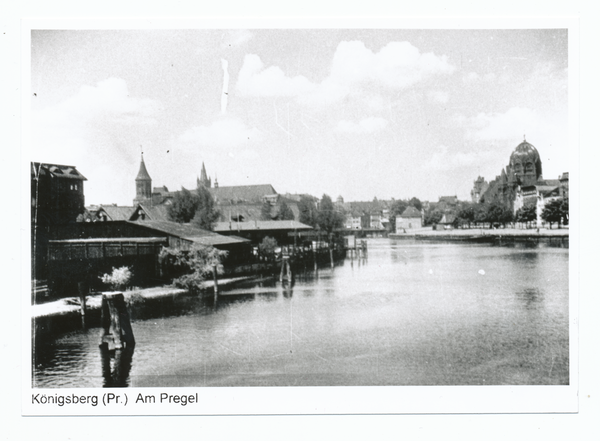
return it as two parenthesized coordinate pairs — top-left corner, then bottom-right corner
(129, 204), (170, 222)
(32, 162), (87, 226)
(396, 206), (423, 233)
(92, 205), (135, 221)
(438, 214), (457, 229)
(31, 162), (87, 280)
(129, 155), (299, 223)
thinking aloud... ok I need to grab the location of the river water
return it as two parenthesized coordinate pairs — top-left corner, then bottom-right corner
(33, 238), (569, 387)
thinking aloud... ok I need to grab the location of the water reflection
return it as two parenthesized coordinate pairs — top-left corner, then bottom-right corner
(100, 344), (135, 388)
(517, 288), (544, 310)
(282, 281), (294, 298)
(34, 238), (569, 387)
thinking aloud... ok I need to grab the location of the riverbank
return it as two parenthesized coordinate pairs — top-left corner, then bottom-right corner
(31, 275), (259, 319)
(390, 226), (569, 240)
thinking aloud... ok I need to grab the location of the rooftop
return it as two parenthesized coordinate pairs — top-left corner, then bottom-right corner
(31, 162), (87, 181)
(214, 220), (313, 232)
(128, 220), (249, 246)
(210, 184), (277, 204)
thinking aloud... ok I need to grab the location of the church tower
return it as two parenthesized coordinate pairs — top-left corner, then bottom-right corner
(197, 162), (212, 188)
(134, 154), (152, 205)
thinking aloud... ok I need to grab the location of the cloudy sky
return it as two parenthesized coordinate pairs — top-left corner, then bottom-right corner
(29, 28), (568, 206)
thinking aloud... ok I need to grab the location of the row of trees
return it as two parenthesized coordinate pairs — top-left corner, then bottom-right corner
(445, 197), (569, 229)
(261, 200), (295, 221)
(167, 186), (220, 230)
(298, 194), (345, 242)
(167, 187), (346, 238)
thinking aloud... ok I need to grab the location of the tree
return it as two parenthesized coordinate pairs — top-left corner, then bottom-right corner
(408, 197), (422, 211)
(457, 204), (475, 229)
(276, 201), (295, 220)
(515, 203), (536, 228)
(168, 187), (199, 223)
(159, 244), (227, 290)
(297, 195), (317, 227)
(193, 185), (220, 230)
(424, 209), (443, 226)
(258, 236), (278, 261)
(260, 201), (273, 221)
(541, 198), (568, 229)
(474, 204), (488, 227)
(388, 199), (409, 232)
(485, 201), (513, 228)
(316, 194), (345, 242)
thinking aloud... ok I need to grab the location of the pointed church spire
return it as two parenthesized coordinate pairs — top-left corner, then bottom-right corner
(199, 162), (211, 188)
(134, 152), (152, 204)
(136, 152), (151, 181)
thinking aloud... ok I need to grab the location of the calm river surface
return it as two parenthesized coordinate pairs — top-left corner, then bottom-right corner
(33, 238), (569, 387)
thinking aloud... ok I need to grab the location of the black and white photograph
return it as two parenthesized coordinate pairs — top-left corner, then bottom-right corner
(24, 21), (579, 417)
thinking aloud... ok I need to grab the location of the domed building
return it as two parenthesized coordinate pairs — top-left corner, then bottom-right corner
(508, 140), (543, 187)
(471, 139), (568, 226)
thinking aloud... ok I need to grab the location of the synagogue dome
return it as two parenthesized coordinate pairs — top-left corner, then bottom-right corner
(509, 140), (542, 183)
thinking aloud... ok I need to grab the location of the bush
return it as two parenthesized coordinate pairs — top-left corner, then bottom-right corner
(258, 236), (278, 260)
(100, 266), (132, 291)
(159, 244), (228, 290)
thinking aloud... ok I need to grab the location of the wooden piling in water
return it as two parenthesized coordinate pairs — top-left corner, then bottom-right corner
(213, 264), (219, 303)
(280, 256), (292, 282)
(100, 292), (135, 350)
(77, 281), (87, 329)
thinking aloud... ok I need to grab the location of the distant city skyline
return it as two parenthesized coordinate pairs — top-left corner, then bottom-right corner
(29, 27), (568, 206)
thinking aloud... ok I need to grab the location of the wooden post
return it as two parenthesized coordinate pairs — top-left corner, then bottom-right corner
(280, 256), (292, 282)
(100, 340), (135, 388)
(78, 281), (87, 328)
(213, 264), (219, 303)
(100, 292), (135, 350)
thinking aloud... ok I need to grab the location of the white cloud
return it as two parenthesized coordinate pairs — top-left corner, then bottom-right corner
(236, 41), (454, 105)
(179, 117), (261, 148)
(334, 117), (388, 134)
(329, 41), (454, 89)
(31, 78), (160, 162)
(53, 77), (158, 124)
(467, 107), (546, 141)
(236, 54), (316, 97)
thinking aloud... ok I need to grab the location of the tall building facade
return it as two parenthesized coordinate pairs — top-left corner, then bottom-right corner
(472, 139), (568, 224)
